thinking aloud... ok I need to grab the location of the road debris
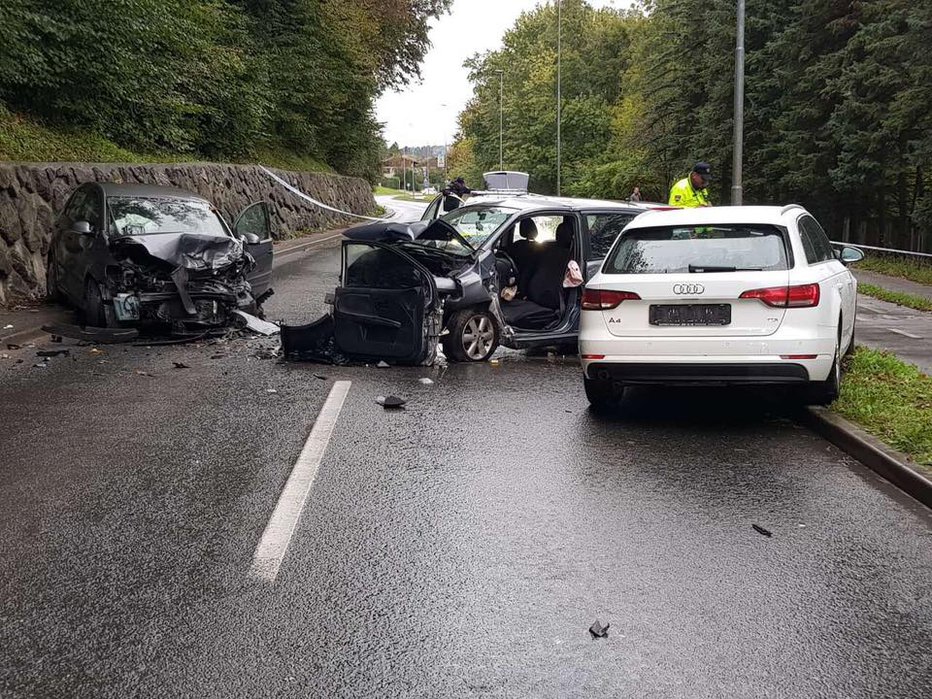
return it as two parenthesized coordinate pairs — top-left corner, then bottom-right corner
(89, 348), (105, 355)
(231, 310), (280, 336)
(6, 344), (21, 350)
(172, 362), (191, 369)
(36, 349), (70, 358)
(419, 378), (434, 385)
(266, 388), (278, 394)
(753, 524), (773, 538)
(2, 324), (12, 329)
(489, 359), (501, 366)
(253, 347), (279, 360)
(313, 374), (328, 380)
(589, 620), (610, 638)
(135, 370), (153, 377)
(377, 360), (390, 368)
(42, 324), (139, 344)
(376, 395), (406, 409)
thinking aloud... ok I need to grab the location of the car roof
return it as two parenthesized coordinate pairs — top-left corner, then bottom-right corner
(625, 205), (803, 229)
(459, 193), (651, 214)
(95, 182), (209, 201)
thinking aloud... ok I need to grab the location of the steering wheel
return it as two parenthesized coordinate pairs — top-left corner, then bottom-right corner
(494, 249), (518, 286)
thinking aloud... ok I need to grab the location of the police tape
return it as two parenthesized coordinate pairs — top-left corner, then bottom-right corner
(259, 166), (390, 222)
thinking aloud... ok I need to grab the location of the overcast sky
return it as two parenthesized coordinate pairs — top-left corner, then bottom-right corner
(375, 0), (631, 148)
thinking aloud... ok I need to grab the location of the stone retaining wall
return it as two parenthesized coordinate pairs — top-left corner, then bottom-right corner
(0, 162), (375, 304)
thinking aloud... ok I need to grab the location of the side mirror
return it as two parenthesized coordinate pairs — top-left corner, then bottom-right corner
(241, 232), (261, 245)
(71, 220), (93, 235)
(839, 246), (864, 265)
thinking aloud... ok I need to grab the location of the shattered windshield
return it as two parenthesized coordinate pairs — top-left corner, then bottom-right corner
(441, 205), (516, 248)
(108, 197), (230, 238)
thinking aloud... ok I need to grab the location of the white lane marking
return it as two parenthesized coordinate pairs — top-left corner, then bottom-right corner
(249, 380), (351, 583)
(887, 328), (923, 339)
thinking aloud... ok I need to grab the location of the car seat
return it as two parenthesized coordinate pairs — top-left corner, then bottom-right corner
(501, 219), (574, 329)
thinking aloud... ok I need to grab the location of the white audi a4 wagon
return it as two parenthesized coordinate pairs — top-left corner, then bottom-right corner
(578, 205), (864, 407)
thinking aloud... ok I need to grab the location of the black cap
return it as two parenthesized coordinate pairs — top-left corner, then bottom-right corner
(692, 162), (712, 177)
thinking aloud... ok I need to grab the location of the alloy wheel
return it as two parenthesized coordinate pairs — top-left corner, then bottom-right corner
(462, 315), (495, 360)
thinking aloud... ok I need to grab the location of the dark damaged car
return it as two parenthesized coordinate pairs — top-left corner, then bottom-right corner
(283, 196), (657, 364)
(47, 183), (273, 333)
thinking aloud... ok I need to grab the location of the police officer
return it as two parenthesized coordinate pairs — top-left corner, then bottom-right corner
(669, 162), (712, 207)
(442, 177), (471, 212)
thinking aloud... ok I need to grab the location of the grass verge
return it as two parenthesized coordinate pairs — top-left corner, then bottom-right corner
(833, 347), (932, 469)
(858, 283), (932, 312)
(0, 109), (331, 173)
(857, 257), (932, 286)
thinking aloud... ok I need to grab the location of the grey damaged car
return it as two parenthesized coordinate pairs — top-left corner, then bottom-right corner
(283, 195), (657, 364)
(47, 183), (273, 334)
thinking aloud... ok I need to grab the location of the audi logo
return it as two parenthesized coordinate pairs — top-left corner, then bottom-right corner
(673, 283), (705, 295)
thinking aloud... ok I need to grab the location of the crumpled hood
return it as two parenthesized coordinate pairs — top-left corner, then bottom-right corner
(111, 233), (244, 271)
(344, 219), (473, 251)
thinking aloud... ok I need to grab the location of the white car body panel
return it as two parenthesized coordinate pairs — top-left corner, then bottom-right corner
(579, 205), (858, 386)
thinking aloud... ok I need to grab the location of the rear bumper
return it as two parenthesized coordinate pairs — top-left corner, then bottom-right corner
(585, 360), (810, 385)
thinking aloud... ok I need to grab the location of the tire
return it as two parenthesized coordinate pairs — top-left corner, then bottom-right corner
(442, 309), (499, 362)
(801, 327), (842, 406)
(83, 278), (117, 328)
(584, 376), (621, 410)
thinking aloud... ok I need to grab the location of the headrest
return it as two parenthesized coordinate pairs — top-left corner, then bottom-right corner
(519, 218), (538, 241)
(556, 220), (574, 248)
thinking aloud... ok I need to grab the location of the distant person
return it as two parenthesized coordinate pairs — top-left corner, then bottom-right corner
(669, 162), (712, 207)
(442, 176), (471, 211)
(629, 186), (642, 202)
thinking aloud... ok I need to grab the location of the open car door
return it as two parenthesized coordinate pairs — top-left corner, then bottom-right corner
(333, 241), (441, 364)
(234, 202), (274, 297)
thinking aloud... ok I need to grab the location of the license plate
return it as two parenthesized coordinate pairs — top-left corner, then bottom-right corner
(649, 304), (731, 326)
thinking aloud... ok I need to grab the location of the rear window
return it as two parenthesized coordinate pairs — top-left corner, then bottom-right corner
(604, 224), (789, 274)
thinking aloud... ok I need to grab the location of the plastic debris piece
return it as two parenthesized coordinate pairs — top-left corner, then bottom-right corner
(377, 360), (390, 368)
(210, 353), (225, 359)
(135, 370), (153, 377)
(376, 395), (406, 409)
(589, 620), (610, 638)
(231, 310), (280, 336)
(753, 524), (773, 538)
(32, 363), (48, 369)
(419, 378), (434, 385)
(489, 359), (501, 366)
(89, 348), (104, 355)
(266, 388), (278, 394)
(313, 374), (328, 380)
(7, 344), (21, 350)
(3, 324), (12, 329)
(0, 354), (8, 359)
(36, 349), (70, 358)
(172, 362), (191, 369)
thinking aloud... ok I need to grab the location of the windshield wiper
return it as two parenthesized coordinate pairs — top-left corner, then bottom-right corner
(688, 264), (762, 273)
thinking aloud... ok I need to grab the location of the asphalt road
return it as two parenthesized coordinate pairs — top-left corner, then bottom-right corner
(1, 244), (931, 698)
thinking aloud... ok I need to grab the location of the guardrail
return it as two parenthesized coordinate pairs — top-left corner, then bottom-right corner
(831, 241), (932, 262)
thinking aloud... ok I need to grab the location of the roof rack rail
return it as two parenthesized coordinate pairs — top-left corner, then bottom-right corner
(781, 203), (804, 214)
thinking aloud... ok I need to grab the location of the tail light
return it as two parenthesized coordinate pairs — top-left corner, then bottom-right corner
(582, 288), (641, 310)
(740, 283), (820, 308)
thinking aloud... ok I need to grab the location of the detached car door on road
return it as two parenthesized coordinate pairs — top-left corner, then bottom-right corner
(332, 241), (442, 365)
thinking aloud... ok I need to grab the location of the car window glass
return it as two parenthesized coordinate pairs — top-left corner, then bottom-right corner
(441, 205), (516, 247)
(235, 203), (270, 240)
(798, 217), (819, 264)
(807, 217), (835, 262)
(344, 243), (424, 289)
(421, 196), (441, 221)
(605, 225), (789, 274)
(107, 197), (228, 237)
(79, 191), (102, 229)
(587, 213), (637, 259)
(64, 190), (87, 221)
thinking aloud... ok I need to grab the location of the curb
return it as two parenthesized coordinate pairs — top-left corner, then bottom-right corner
(273, 228), (346, 261)
(2, 324), (51, 348)
(802, 406), (932, 509)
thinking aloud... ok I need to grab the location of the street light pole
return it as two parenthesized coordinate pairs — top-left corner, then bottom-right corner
(496, 69), (504, 170)
(556, 0), (562, 196)
(731, 0), (745, 205)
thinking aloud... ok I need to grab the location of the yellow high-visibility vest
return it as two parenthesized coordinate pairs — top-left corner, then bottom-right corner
(668, 177), (711, 207)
